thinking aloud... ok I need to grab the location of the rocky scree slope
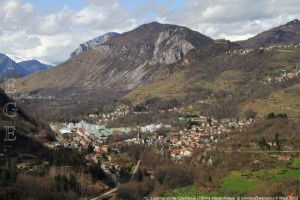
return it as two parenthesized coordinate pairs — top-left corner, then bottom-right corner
(15, 22), (214, 99)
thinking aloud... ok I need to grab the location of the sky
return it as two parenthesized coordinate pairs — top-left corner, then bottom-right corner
(0, 0), (299, 63)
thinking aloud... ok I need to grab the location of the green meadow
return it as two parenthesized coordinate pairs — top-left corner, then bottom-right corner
(166, 158), (300, 197)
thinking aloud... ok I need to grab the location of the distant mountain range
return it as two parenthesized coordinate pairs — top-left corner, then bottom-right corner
(237, 19), (300, 48)
(8, 19), (300, 84)
(5, 54), (55, 66)
(18, 60), (53, 76)
(0, 53), (25, 80)
(0, 53), (55, 80)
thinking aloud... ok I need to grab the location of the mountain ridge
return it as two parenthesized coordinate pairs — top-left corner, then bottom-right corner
(237, 19), (300, 48)
(18, 59), (54, 76)
(9, 20), (300, 121)
(0, 88), (53, 145)
(0, 53), (26, 79)
(71, 32), (119, 57)
(5, 53), (55, 66)
(0, 53), (55, 79)
(15, 21), (214, 98)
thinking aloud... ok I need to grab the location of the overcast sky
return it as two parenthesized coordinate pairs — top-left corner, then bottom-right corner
(0, 0), (299, 63)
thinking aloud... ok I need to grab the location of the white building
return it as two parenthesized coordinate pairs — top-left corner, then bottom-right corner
(140, 123), (171, 133)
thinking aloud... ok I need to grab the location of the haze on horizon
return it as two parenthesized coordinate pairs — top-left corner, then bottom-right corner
(0, 0), (300, 63)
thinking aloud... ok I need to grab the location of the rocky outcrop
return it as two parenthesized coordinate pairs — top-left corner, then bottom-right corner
(15, 22), (213, 101)
(150, 29), (195, 65)
(71, 32), (119, 57)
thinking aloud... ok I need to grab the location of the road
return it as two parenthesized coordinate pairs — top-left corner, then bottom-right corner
(130, 159), (141, 180)
(90, 188), (117, 200)
(55, 132), (66, 143)
(91, 159), (141, 200)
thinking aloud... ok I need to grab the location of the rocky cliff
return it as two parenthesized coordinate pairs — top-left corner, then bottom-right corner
(71, 32), (119, 57)
(15, 22), (213, 99)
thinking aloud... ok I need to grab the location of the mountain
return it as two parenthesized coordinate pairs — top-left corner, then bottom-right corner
(0, 88), (51, 136)
(0, 53), (26, 80)
(0, 88), (54, 156)
(237, 19), (300, 48)
(15, 22), (214, 100)
(1, 88), (112, 199)
(71, 32), (119, 57)
(0, 53), (55, 79)
(6, 54), (35, 63)
(11, 21), (300, 121)
(18, 59), (53, 76)
(126, 40), (300, 119)
(5, 53), (55, 66)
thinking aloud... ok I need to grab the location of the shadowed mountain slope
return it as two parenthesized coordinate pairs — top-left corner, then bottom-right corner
(18, 59), (54, 76)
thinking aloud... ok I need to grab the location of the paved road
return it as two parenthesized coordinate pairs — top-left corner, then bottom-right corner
(90, 188), (117, 200)
(91, 159), (141, 200)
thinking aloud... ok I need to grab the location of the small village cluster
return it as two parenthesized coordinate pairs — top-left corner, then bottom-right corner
(226, 43), (300, 55)
(86, 104), (131, 123)
(153, 117), (254, 160)
(48, 107), (255, 163)
(264, 69), (300, 84)
(226, 48), (254, 55)
(49, 120), (131, 150)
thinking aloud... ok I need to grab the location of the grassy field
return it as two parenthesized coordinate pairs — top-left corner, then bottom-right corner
(220, 158), (300, 195)
(241, 83), (300, 118)
(126, 69), (242, 104)
(125, 71), (191, 104)
(220, 167), (300, 194)
(220, 170), (262, 194)
(291, 158), (300, 169)
(165, 159), (300, 197)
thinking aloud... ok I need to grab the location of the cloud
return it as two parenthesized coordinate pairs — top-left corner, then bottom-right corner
(0, 0), (300, 63)
(0, 0), (137, 63)
(171, 0), (300, 40)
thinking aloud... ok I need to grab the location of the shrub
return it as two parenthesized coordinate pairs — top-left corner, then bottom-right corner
(267, 112), (288, 119)
(117, 179), (154, 200)
(259, 137), (270, 150)
(155, 165), (194, 189)
(267, 112), (276, 119)
(0, 168), (16, 186)
(133, 105), (148, 112)
(244, 109), (257, 119)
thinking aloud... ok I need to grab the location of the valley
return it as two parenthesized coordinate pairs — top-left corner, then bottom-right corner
(1, 14), (300, 200)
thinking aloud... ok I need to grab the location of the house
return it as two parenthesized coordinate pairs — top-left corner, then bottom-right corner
(100, 146), (108, 154)
(181, 149), (192, 157)
(53, 142), (60, 147)
(44, 142), (55, 149)
(94, 145), (101, 152)
(171, 149), (181, 158)
(171, 148), (192, 160)
(277, 155), (291, 162)
(59, 128), (72, 135)
(89, 114), (97, 118)
(140, 123), (171, 133)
